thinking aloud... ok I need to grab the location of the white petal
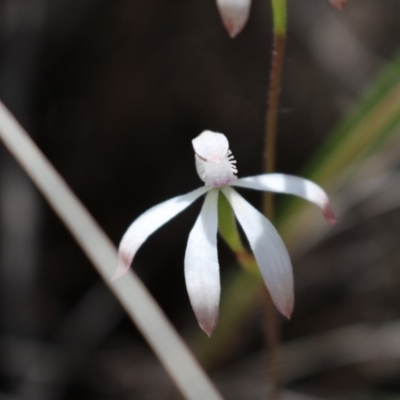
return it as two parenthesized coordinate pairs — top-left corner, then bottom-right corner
(216, 0), (251, 38)
(221, 186), (294, 318)
(233, 173), (335, 223)
(114, 186), (209, 279)
(185, 189), (220, 336)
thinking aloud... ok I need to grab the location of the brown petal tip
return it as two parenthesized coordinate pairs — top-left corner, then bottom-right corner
(323, 203), (336, 225)
(112, 253), (132, 280)
(282, 303), (294, 320)
(221, 17), (244, 38)
(199, 320), (216, 337)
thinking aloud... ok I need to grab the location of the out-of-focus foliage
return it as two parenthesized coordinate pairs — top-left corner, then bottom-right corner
(279, 50), (400, 253)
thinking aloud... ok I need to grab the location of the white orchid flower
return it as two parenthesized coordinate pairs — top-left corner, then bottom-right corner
(216, 0), (251, 38)
(115, 130), (335, 336)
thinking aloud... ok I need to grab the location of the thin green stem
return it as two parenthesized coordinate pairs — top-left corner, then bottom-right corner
(271, 0), (287, 36)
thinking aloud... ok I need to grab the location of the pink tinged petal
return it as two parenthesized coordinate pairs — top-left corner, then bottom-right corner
(233, 173), (336, 224)
(184, 189), (220, 336)
(329, 0), (348, 10)
(221, 186), (294, 318)
(114, 186), (209, 279)
(216, 0), (251, 38)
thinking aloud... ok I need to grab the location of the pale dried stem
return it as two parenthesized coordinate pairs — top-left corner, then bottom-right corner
(0, 101), (222, 400)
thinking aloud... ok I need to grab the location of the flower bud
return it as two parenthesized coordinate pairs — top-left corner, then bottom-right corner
(329, 0), (348, 10)
(216, 0), (251, 38)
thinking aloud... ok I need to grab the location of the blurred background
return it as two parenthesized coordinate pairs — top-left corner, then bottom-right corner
(1, 0), (400, 399)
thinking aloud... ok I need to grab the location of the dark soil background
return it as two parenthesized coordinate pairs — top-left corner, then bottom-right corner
(1, 0), (400, 399)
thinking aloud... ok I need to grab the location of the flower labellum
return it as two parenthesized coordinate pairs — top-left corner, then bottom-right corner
(329, 0), (348, 10)
(216, 0), (251, 38)
(115, 130), (335, 336)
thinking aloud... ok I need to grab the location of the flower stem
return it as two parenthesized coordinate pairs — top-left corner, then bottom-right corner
(263, 0), (287, 398)
(264, 5), (286, 217)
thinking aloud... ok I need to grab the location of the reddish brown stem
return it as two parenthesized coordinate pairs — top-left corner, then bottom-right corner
(262, 32), (286, 400)
(264, 33), (286, 217)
